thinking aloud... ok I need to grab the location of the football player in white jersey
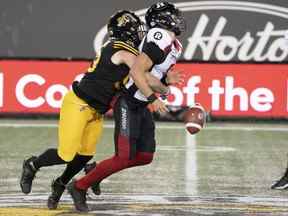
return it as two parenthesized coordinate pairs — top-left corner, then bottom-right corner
(67, 2), (186, 212)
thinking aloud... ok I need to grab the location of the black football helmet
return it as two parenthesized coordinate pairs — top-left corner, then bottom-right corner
(145, 1), (186, 36)
(108, 10), (146, 48)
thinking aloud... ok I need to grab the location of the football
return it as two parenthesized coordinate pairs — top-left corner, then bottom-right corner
(183, 104), (206, 135)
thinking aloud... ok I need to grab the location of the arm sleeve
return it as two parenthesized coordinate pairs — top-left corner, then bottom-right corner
(141, 28), (173, 66)
(142, 41), (165, 65)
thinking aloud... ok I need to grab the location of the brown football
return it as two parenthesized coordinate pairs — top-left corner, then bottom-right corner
(183, 104), (206, 135)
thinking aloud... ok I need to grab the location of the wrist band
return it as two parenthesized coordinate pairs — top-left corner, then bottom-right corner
(147, 93), (158, 103)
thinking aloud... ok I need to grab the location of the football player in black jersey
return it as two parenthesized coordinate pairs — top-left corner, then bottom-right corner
(19, 10), (150, 210)
(67, 2), (186, 212)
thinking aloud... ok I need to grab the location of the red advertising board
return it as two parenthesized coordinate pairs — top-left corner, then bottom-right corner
(0, 60), (287, 118)
(0, 60), (89, 113)
(169, 63), (288, 118)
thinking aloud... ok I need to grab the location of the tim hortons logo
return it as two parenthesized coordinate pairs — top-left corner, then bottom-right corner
(93, 1), (288, 62)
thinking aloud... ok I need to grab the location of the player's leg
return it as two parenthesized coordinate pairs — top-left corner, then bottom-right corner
(82, 96), (120, 194)
(56, 111), (103, 185)
(20, 90), (84, 194)
(129, 107), (155, 167)
(77, 114), (103, 196)
(76, 97), (139, 186)
(83, 161), (100, 195)
(68, 96), (140, 211)
(52, 112), (103, 201)
(46, 91), (95, 209)
(57, 91), (92, 162)
(47, 154), (93, 209)
(20, 148), (66, 194)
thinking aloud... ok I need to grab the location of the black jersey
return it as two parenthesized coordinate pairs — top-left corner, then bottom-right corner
(73, 40), (138, 114)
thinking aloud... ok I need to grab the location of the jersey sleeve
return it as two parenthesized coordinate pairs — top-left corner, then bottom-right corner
(141, 28), (173, 65)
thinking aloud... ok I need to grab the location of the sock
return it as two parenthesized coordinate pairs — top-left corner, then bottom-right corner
(33, 148), (66, 170)
(76, 152), (153, 190)
(58, 154), (93, 185)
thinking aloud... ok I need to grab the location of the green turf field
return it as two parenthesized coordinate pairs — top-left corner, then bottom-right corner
(0, 119), (288, 215)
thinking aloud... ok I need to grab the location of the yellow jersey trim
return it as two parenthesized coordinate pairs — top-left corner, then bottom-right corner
(113, 41), (139, 55)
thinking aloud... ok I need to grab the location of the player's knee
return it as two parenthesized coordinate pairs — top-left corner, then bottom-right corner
(72, 154), (93, 164)
(57, 149), (75, 162)
(113, 155), (130, 167)
(136, 152), (154, 165)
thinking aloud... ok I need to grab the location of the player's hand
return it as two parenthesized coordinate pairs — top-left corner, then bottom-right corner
(166, 68), (185, 85)
(149, 99), (169, 113)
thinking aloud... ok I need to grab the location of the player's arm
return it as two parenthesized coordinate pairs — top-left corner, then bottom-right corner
(112, 50), (169, 95)
(129, 52), (155, 97)
(114, 49), (157, 98)
(145, 73), (170, 95)
(129, 29), (177, 112)
(111, 50), (136, 67)
(129, 52), (168, 113)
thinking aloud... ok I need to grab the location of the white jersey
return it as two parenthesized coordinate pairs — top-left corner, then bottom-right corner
(125, 27), (182, 102)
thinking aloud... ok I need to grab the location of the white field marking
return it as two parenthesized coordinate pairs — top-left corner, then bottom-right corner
(0, 194), (168, 207)
(0, 178), (18, 183)
(158, 145), (236, 152)
(0, 122), (287, 132)
(2, 193), (288, 208)
(185, 131), (197, 195)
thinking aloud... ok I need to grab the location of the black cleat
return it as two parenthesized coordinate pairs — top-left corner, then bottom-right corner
(20, 156), (38, 194)
(271, 174), (288, 190)
(47, 178), (66, 210)
(84, 162), (101, 195)
(67, 180), (88, 212)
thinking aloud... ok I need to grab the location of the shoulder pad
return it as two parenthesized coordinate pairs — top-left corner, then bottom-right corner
(146, 28), (173, 50)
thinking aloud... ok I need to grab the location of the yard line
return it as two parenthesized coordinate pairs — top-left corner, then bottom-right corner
(185, 131), (197, 195)
(0, 122), (287, 131)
